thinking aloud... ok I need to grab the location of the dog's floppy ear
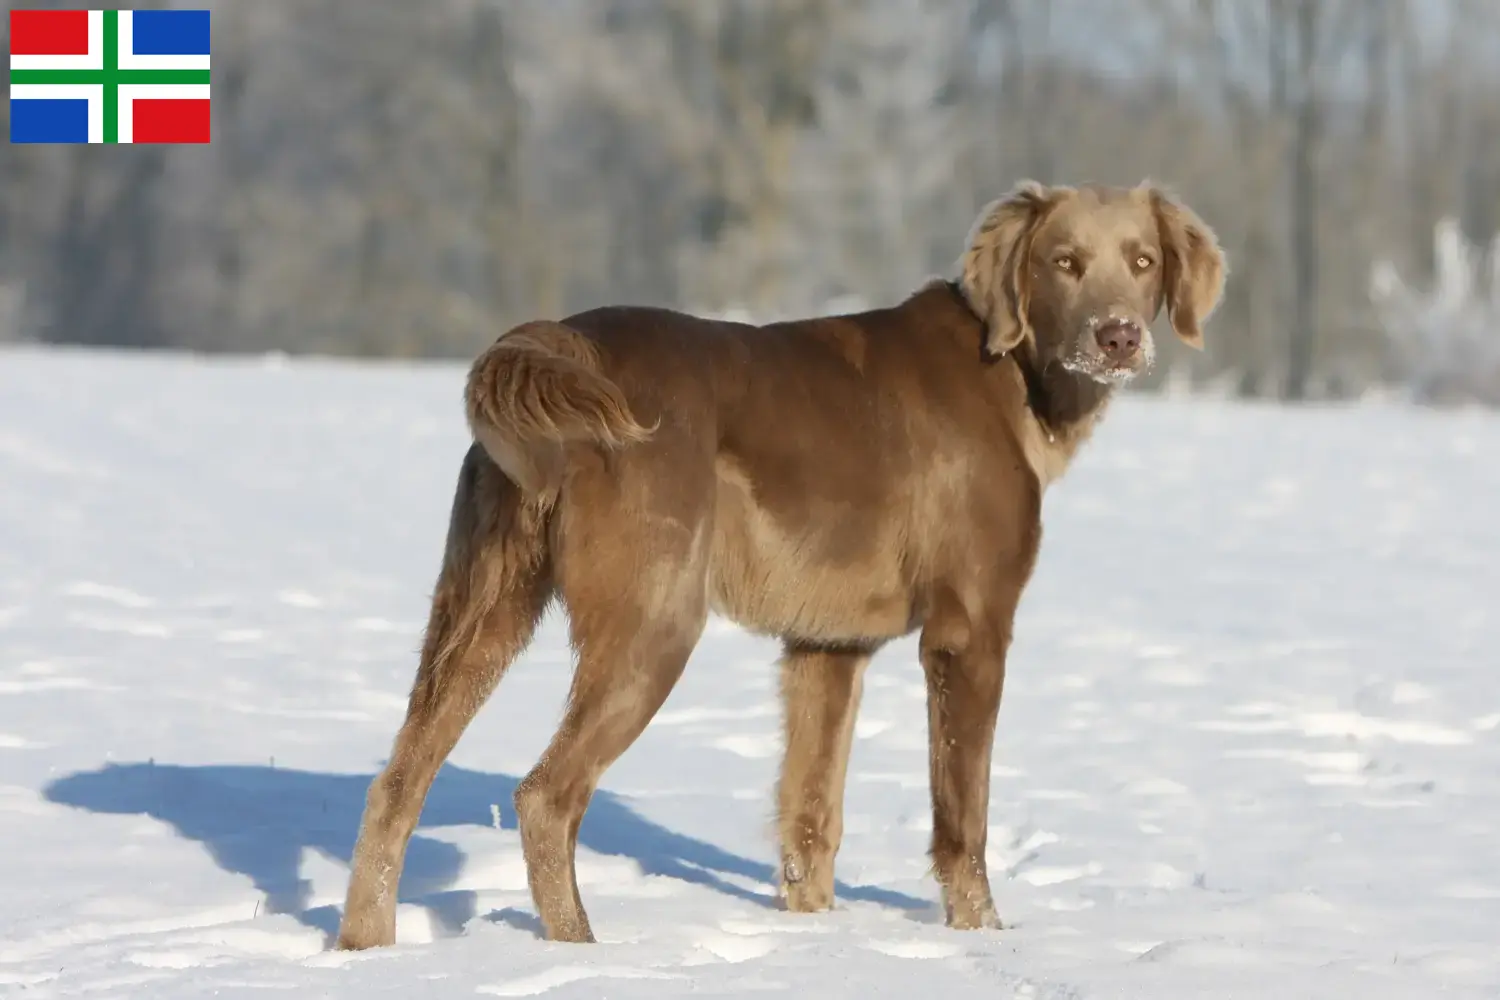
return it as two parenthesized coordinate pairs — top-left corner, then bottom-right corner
(958, 180), (1055, 358)
(1147, 186), (1226, 350)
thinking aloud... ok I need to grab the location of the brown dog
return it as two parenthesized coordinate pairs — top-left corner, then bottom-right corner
(335, 180), (1225, 949)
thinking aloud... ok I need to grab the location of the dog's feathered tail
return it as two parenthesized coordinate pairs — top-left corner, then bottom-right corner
(464, 320), (655, 499)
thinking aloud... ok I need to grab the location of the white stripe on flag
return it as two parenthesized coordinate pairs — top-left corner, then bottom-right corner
(116, 11), (211, 71)
(8, 83), (105, 143)
(116, 83), (211, 144)
(9, 10), (105, 71)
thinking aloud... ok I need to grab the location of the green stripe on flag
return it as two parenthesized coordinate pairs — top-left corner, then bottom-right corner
(7, 10), (211, 143)
(8, 70), (210, 86)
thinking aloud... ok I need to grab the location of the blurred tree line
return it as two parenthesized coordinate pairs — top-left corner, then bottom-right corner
(2, 0), (1498, 401)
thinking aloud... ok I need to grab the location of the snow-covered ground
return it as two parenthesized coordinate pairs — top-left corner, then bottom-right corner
(1, 344), (1497, 999)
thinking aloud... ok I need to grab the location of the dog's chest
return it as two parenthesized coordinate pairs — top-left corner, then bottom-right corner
(1016, 410), (1073, 490)
(1007, 384), (1104, 493)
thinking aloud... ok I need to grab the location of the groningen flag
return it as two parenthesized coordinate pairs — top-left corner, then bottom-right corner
(10, 9), (211, 144)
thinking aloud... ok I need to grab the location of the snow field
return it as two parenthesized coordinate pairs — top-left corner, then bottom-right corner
(0, 345), (1497, 997)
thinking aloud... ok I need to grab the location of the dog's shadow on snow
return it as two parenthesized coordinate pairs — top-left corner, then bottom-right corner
(43, 761), (930, 945)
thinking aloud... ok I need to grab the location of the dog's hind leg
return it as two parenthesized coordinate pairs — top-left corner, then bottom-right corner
(776, 641), (872, 913)
(513, 502), (709, 943)
(337, 446), (553, 951)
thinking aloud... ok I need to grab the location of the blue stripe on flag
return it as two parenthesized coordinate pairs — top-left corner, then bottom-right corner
(10, 98), (91, 143)
(130, 10), (211, 56)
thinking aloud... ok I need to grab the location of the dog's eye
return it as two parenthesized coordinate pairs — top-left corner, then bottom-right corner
(1134, 255), (1154, 271)
(1055, 255), (1078, 273)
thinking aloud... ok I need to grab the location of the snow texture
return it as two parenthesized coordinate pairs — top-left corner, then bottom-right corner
(1, 345), (1497, 998)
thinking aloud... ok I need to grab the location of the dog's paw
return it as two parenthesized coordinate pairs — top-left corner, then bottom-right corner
(779, 856), (836, 913)
(782, 880), (837, 914)
(944, 909), (1003, 931)
(334, 927), (395, 951)
(942, 889), (1001, 931)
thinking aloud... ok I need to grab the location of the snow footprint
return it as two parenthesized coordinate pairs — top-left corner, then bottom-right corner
(864, 938), (962, 960)
(276, 589), (324, 609)
(682, 916), (828, 968)
(60, 581), (155, 608)
(689, 929), (778, 964)
(478, 965), (682, 996)
(711, 733), (780, 759)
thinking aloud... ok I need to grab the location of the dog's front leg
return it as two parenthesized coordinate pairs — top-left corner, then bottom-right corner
(776, 641), (871, 913)
(919, 599), (1010, 930)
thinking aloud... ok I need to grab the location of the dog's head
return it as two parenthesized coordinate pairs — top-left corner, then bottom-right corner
(958, 180), (1225, 384)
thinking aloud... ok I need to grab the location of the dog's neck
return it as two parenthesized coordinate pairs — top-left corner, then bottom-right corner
(938, 278), (1115, 489)
(1004, 341), (1114, 490)
(936, 278), (1115, 438)
(1009, 340), (1115, 439)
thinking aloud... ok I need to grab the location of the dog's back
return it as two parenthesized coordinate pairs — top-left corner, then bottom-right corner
(461, 284), (1040, 644)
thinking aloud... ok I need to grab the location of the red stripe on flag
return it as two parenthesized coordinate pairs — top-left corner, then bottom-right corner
(132, 99), (212, 144)
(10, 10), (91, 56)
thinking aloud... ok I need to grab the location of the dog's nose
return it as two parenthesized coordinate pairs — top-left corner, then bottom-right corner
(1095, 319), (1141, 359)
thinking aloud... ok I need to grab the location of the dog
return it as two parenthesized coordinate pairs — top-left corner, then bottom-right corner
(335, 179), (1226, 948)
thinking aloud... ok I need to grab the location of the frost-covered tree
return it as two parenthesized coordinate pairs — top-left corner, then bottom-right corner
(1370, 217), (1500, 405)
(790, 0), (970, 309)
